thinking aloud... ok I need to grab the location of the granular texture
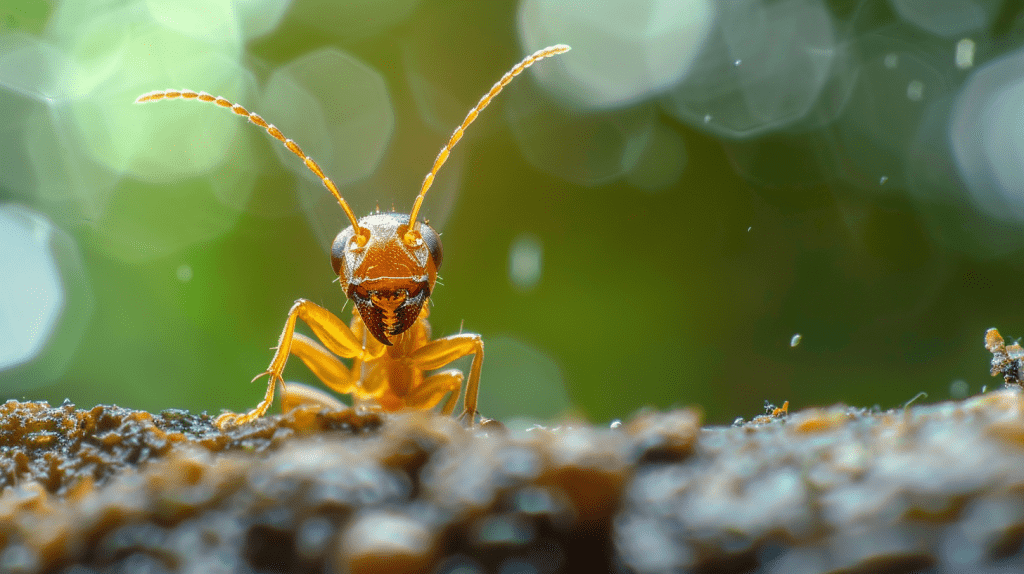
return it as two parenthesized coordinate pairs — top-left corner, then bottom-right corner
(2, 391), (1024, 573)
(0, 400), (381, 497)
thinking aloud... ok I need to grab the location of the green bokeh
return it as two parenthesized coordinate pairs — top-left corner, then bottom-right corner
(2, 0), (1023, 426)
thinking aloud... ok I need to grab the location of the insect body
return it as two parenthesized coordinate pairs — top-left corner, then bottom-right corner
(137, 45), (570, 428)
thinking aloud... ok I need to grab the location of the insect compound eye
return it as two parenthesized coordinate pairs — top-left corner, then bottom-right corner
(420, 225), (443, 270)
(330, 227), (355, 276)
(331, 224), (367, 277)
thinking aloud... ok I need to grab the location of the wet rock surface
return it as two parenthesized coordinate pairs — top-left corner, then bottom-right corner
(1, 392), (1024, 573)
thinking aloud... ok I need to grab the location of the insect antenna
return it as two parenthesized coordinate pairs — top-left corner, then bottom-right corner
(405, 44), (571, 240)
(134, 89), (365, 240)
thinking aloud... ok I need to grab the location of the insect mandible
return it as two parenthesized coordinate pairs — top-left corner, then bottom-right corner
(136, 45), (571, 428)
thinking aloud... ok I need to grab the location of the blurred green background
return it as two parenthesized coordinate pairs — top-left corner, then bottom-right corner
(3, 0), (1024, 425)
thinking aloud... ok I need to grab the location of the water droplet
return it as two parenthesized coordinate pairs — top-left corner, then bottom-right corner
(790, 333), (802, 347)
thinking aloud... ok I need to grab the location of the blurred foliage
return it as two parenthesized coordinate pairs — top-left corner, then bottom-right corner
(3, 0), (1024, 425)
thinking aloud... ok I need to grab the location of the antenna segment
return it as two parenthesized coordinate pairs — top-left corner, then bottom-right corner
(405, 44), (571, 236)
(135, 89), (363, 236)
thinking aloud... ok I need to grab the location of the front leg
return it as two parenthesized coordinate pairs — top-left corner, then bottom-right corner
(214, 299), (367, 429)
(406, 333), (483, 425)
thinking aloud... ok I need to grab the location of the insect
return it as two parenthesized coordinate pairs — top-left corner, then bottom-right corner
(136, 45), (571, 428)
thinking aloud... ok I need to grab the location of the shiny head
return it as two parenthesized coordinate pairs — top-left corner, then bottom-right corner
(331, 213), (442, 345)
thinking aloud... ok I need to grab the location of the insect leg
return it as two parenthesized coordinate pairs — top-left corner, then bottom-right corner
(404, 369), (465, 414)
(274, 332), (365, 414)
(214, 299), (368, 428)
(406, 333), (483, 425)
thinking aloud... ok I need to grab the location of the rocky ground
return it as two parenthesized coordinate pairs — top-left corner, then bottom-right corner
(2, 380), (1024, 574)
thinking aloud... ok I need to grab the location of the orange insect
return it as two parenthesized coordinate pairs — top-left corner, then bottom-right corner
(137, 45), (571, 428)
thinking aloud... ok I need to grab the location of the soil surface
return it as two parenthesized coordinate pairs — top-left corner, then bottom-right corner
(3, 387), (1024, 573)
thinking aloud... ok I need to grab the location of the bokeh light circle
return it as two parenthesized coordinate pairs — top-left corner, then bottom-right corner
(826, 35), (951, 192)
(262, 48), (395, 189)
(662, 0), (838, 139)
(261, 48), (395, 248)
(0, 205), (65, 370)
(888, 0), (1000, 38)
(518, 0), (716, 109)
(950, 46), (1024, 222)
(505, 78), (655, 186)
(287, 0), (422, 42)
(624, 122), (687, 192)
(476, 336), (569, 422)
(508, 233), (543, 292)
